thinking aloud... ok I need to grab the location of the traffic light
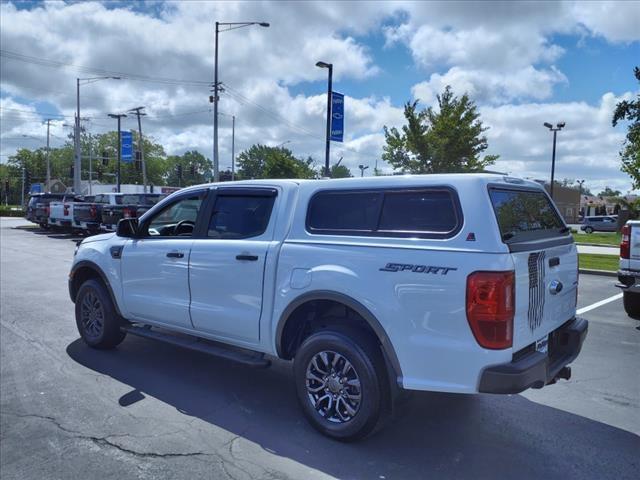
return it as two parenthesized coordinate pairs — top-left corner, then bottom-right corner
(23, 169), (31, 193)
(97, 170), (103, 180)
(102, 151), (109, 166)
(135, 160), (141, 171)
(190, 164), (196, 175)
(176, 164), (183, 179)
(135, 150), (142, 161)
(69, 165), (74, 178)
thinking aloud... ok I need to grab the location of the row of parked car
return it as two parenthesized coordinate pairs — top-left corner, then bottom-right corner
(25, 192), (167, 235)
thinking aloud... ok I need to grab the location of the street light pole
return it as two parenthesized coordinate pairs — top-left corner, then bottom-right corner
(358, 164), (369, 177)
(543, 121), (565, 199)
(213, 21), (269, 183)
(45, 119), (51, 191)
(231, 114), (235, 181)
(108, 113), (127, 193)
(316, 61), (333, 177)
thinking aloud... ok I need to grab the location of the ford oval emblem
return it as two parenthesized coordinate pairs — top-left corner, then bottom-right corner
(549, 280), (563, 295)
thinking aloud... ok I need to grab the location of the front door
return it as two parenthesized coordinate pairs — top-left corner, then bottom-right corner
(189, 187), (277, 344)
(120, 191), (206, 328)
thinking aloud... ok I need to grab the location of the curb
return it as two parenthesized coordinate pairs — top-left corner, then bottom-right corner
(579, 268), (618, 277)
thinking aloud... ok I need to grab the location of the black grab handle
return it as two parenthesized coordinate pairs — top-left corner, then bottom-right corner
(236, 254), (258, 261)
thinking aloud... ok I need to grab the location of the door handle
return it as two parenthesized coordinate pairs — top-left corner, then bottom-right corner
(166, 251), (184, 258)
(236, 254), (258, 261)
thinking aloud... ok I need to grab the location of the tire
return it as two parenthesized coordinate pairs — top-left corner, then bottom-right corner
(623, 292), (640, 318)
(584, 226), (594, 234)
(75, 279), (126, 349)
(293, 328), (388, 441)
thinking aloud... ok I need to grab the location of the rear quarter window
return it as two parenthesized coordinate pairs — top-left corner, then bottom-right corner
(307, 187), (461, 238)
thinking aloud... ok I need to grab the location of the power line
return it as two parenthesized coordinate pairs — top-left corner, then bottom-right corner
(1, 49), (212, 87)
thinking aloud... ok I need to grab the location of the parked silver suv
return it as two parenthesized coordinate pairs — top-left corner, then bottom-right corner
(581, 215), (618, 233)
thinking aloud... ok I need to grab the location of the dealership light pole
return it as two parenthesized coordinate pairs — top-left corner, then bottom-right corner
(75, 76), (120, 193)
(543, 121), (565, 199)
(213, 21), (269, 182)
(316, 61), (333, 177)
(108, 113), (127, 193)
(128, 106), (147, 192)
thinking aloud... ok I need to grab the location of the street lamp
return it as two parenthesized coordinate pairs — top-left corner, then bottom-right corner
(75, 76), (120, 193)
(543, 121), (565, 199)
(358, 164), (369, 177)
(316, 61), (333, 178)
(213, 21), (269, 182)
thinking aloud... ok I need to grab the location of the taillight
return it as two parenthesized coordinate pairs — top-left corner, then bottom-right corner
(90, 205), (97, 219)
(123, 207), (132, 218)
(63, 204), (69, 216)
(620, 224), (631, 259)
(466, 271), (515, 350)
(45, 206), (50, 216)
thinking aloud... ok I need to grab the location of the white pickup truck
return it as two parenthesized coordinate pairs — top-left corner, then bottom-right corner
(616, 220), (640, 316)
(49, 196), (85, 230)
(68, 174), (588, 440)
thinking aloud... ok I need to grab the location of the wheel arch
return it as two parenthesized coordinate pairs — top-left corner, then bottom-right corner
(69, 261), (123, 317)
(275, 290), (403, 384)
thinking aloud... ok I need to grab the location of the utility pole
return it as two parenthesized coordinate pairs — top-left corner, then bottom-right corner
(88, 132), (93, 195)
(128, 106), (147, 192)
(214, 21), (220, 183)
(45, 119), (51, 191)
(108, 113), (127, 193)
(21, 166), (25, 207)
(75, 79), (81, 193)
(231, 114), (235, 181)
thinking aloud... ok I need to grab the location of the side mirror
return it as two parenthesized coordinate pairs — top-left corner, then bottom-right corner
(116, 218), (139, 238)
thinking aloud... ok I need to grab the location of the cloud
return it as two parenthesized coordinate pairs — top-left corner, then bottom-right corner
(480, 91), (636, 193)
(572, 1), (640, 43)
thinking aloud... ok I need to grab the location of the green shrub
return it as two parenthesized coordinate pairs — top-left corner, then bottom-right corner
(0, 206), (26, 217)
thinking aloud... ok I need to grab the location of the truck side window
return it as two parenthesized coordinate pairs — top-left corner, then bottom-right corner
(144, 195), (202, 237)
(208, 195), (275, 239)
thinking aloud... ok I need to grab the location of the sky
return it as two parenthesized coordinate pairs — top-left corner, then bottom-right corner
(0, 0), (639, 194)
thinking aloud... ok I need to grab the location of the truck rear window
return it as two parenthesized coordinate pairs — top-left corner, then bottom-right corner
(489, 188), (566, 243)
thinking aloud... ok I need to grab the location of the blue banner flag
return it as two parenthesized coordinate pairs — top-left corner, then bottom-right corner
(330, 91), (344, 142)
(120, 131), (133, 162)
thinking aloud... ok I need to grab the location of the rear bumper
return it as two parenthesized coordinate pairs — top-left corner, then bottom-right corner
(478, 317), (588, 394)
(616, 269), (640, 294)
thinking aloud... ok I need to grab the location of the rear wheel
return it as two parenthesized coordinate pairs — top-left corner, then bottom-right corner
(293, 329), (387, 441)
(623, 292), (640, 318)
(584, 226), (594, 233)
(75, 279), (126, 349)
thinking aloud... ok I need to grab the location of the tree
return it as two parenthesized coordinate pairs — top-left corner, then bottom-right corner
(599, 186), (622, 197)
(382, 86), (498, 174)
(612, 67), (640, 188)
(165, 150), (213, 187)
(330, 164), (352, 178)
(236, 144), (316, 179)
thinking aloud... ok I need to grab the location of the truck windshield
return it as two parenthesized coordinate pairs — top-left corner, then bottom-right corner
(489, 188), (566, 244)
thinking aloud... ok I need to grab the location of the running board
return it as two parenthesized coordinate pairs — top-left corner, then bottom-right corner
(121, 325), (271, 368)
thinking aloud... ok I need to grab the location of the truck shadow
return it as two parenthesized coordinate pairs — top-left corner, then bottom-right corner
(66, 337), (639, 480)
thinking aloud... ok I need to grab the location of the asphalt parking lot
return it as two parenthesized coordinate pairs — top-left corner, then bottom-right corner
(1, 217), (638, 480)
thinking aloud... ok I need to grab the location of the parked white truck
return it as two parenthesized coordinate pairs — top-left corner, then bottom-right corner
(616, 220), (640, 316)
(68, 174), (587, 440)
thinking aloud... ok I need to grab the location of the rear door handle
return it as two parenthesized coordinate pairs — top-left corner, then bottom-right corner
(166, 251), (184, 258)
(236, 254), (258, 261)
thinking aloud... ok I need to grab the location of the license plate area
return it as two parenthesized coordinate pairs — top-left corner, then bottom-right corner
(536, 336), (549, 354)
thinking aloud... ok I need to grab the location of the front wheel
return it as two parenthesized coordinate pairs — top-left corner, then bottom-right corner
(623, 291), (640, 318)
(293, 329), (387, 441)
(584, 226), (594, 234)
(75, 279), (126, 349)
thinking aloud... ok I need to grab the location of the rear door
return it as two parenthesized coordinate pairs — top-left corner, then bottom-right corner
(489, 187), (578, 350)
(188, 187), (278, 344)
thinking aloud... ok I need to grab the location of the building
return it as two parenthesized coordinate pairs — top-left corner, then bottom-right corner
(540, 182), (581, 223)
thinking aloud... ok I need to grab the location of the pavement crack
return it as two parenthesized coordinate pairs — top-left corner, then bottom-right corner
(3, 411), (212, 459)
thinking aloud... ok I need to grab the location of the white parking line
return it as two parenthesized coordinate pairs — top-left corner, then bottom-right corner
(577, 293), (623, 315)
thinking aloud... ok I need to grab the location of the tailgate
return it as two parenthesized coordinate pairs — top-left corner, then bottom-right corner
(101, 206), (122, 225)
(628, 223), (640, 271)
(511, 243), (578, 350)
